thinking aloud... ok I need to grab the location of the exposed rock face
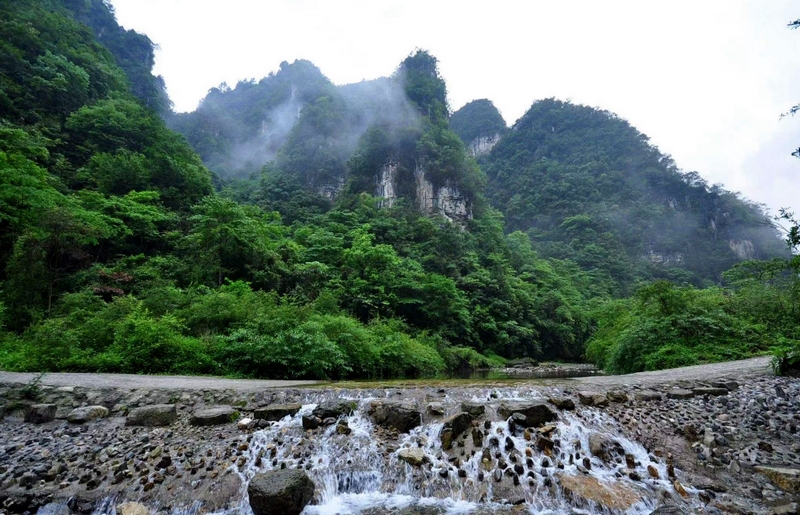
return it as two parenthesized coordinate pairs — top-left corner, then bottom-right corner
(376, 162), (398, 208)
(125, 404), (177, 427)
(367, 400), (422, 433)
(248, 469), (315, 515)
(414, 166), (471, 224)
(254, 404), (302, 422)
(645, 247), (685, 265)
(189, 406), (236, 426)
(317, 176), (345, 201)
(468, 134), (500, 157)
(729, 239), (755, 260)
(67, 405), (109, 424)
(25, 404), (56, 424)
(497, 403), (557, 427)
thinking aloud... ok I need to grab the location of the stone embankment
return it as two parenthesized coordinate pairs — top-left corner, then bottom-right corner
(0, 357), (797, 514)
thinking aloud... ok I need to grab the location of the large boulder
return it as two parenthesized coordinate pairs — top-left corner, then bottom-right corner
(367, 400), (421, 433)
(254, 404), (302, 422)
(67, 406), (109, 424)
(439, 411), (472, 450)
(25, 404), (57, 424)
(497, 402), (557, 427)
(248, 469), (315, 515)
(578, 391), (608, 407)
(190, 406), (236, 426)
(397, 447), (427, 467)
(588, 432), (624, 463)
(756, 466), (800, 494)
(548, 397), (575, 410)
(311, 400), (356, 420)
(116, 503), (150, 515)
(125, 404), (177, 427)
(558, 474), (644, 510)
(460, 402), (486, 417)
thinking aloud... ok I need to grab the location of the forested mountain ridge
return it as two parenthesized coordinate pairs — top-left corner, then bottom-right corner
(453, 98), (786, 295)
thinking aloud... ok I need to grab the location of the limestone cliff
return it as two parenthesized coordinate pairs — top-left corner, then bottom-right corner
(468, 134), (500, 157)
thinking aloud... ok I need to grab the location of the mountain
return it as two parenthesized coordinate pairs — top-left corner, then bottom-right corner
(453, 98), (787, 294)
(450, 99), (507, 157)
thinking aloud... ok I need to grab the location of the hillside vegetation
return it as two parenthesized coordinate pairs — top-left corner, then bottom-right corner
(0, 0), (797, 378)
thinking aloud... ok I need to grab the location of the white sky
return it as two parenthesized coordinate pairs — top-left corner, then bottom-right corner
(110, 0), (800, 217)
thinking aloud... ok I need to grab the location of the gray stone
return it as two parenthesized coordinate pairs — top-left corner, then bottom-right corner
(0, 405), (5, 420)
(25, 404), (57, 424)
(548, 397), (575, 410)
(125, 404), (177, 427)
(426, 402), (444, 416)
(312, 400), (356, 420)
(578, 391), (608, 407)
(190, 406), (236, 426)
(649, 506), (687, 515)
(440, 411), (472, 449)
(248, 469), (315, 515)
(588, 432), (623, 463)
(756, 466), (800, 494)
(606, 390), (628, 403)
(497, 403), (557, 427)
(36, 503), (72, 515)
(116, 503), (149, 515)
(667, 389), (694, 399)
(302, 415), (321, 430)
(367, 400), (421, 433)
(460, 401), (486, 417)
(634, 390), (662, 401)
(67, 405), (109, 424)
(254, 404), (302, 421)
(692, 387), (728, 396)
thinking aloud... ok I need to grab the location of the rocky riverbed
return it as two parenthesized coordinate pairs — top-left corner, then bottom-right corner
(0, 361), (797, 515)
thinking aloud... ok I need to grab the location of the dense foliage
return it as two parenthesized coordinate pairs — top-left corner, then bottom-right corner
(449, 99), (507, 146)
(0, 1), (795, 379)
(472, 99), (786, 296)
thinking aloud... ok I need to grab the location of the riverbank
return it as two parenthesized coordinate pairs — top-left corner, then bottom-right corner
(0, 357), (796, 514)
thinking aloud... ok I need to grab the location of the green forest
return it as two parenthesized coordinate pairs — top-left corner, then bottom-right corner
(0, 0), (798, 379)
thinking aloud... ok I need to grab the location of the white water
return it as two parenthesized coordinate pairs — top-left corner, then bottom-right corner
(210, 394), (684, 515)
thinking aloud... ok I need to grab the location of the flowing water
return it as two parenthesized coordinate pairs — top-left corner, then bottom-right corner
(208, 389), (687, 515)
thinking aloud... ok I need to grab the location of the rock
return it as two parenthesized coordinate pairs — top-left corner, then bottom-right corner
(397, 447), (427, 466)
(25, 404), (57, 424)
(536, 436), (554, 451)
(472, 428), (484, 447)
(647, 464), (659, 479)
(248, 469), (315, 515)
(506, 357), (538, 368)
(335, 420), (351, 435)
(758, 441), (774, 452)
(692, 387), (728, 396)
(558, 474), (643, 510)
(459, 401), (485, 418)
(634, 390), (662, 401)
(190, 406), (237, 426)
(302, 415), (321, 430)
(497, 403), (557, 427)
(440, 411), (472, 449)
(238, 417), (255, 430)
(756, 466), (800, 494)
(588, 432), (622, 462)
(126, 404), (177, 426)
(427, 402), (444, 416)
(606, 390), (628, 403)
(367, 400), (422, 433)
(116, 502), (150, 515)
(578, 391), (608, 407)
(253, 404), (302, 421)
(312, 400), (356, 420)
(667, 389), (694, 399)
(66, 405), (109, 423)
(548, 397), (575, 410)
(36, 503), (72, 515)
(0, 405), (4, 419)
(649, 506), (687, 515)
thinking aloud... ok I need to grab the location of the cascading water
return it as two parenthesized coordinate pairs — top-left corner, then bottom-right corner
(213, 389), (692, 515)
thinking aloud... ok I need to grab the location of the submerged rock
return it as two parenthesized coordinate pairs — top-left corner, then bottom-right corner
(588, 432), (623, 463)
(248, 469), (315, 515)
(558, 474), (644, 510)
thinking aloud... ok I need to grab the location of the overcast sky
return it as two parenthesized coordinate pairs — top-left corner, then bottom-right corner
(110, 0), (800, 217)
